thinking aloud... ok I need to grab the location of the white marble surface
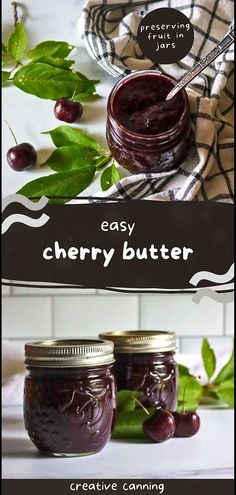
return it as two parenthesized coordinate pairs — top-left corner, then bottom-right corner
(2, 0), (121, 198)
(2, 406), (234, 479)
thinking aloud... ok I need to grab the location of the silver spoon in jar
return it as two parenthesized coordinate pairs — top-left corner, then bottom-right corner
(166, 28), (234, 101)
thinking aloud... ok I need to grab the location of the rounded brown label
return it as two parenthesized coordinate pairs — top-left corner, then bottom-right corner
(137, 8), (194, 64)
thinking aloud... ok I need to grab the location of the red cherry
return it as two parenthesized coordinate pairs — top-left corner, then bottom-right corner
(173, 411), (200, 437)
(5, 121), (37, 172)
(7, 143), (37, 171)
(54, 98), (83, 123)
(143, 409), (175, 443)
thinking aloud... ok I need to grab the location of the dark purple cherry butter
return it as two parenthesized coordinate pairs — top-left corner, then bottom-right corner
(106, 70), (192, 174)
(99, 331), (178, 411)
(24, 340), (116, 457)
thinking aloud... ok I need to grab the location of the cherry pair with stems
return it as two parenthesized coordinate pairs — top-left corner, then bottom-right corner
(140, 377), (200, 443)
(6, 97), (83, 171)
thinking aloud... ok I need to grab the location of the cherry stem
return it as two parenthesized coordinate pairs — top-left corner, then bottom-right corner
(132, 395), (150, 416)
(94, 153), (112, 170)
(5, 121), (18, 146)
(10, 62), (21, 74)
(11, 1), (19, 27)
(71, 82), (79, 102)
(182, 376), (192, 414)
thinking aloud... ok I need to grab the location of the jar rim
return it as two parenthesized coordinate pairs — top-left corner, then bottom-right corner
(98, 330), (176, 353)
(25, 339), (115, 368)
(107, 70), (190, 142)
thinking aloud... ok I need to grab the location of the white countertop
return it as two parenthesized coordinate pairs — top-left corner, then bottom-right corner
(2, 406), (234, 479)
(2, 0), (124, 199)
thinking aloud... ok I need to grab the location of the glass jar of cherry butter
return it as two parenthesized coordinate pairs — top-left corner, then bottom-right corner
(106, 70), (192, 174)
(99, 331), (178, 410)
(24, 339), (116, 457)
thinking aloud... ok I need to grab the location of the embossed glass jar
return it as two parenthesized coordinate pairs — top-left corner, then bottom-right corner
(99, 331), (177, 410)
(24, 340), (116, 457)
(106, 70), (192, 174)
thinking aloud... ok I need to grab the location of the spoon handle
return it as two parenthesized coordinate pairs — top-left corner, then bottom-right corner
(166, 28), (234, 100)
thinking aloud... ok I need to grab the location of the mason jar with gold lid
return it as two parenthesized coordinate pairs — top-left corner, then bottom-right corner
(24, 339), (116, 457)
(99, 331), (177, 410)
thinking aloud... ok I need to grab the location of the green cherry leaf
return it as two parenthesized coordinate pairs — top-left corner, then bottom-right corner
(42, 125), (102, 150)
(8, 23), (27, 61)
(214, 344), (234, 385)
(177, 399), (199, 412)
(32, 56), (75, 70)
(100, 163), (122, 191)
(71, 74), (100, 101)
(2, 43), (8, 55)
(72, 85), (100, 101)
(27, 41), (74, 60)
(117, 390), (142, 412)
(201, 338), (216, 379)
(41, 145), (102, 172)
(2, 71), (11, 84)
(94, 154), (111, 170)
(215, 380), (234, 408)
(112, 409), (155, 440)
(13, 62), (99, 100)
(178, 375), (202, 410)
(13, 62), (78, 100)
(2, 44), (14, 66)
(178, 364), (191, 377)
(17, 167), (96, 204)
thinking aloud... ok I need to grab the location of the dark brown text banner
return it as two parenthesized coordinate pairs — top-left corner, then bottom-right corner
(2, 199), (234, 290)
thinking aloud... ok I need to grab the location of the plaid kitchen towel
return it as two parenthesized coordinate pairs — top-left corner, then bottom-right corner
(78, 0), (234, 201)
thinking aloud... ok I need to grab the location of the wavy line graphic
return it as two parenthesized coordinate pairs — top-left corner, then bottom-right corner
(192, 288), (234, 304)
(2, 194), (49, 212)
(2, 194), (48, 212)
(189, 263), (234, 287)
(2, 213), (50, 234)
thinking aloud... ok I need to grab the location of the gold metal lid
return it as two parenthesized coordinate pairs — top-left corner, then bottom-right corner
(98, 331), (176, 354)
(25, 339), (115, 368)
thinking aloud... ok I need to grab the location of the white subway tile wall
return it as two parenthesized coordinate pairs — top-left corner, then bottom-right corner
(180, 336), (233, 355)
(53, 295), (139, 337)
(225, 301), (234, 335)
(140, 294), (224, 335)
(2, 297), (52, 339)
(2, 285), (11, 296)
(1, 288), (234, 350)
(12, 285), (96, 296)
(2, 281), (11, 296)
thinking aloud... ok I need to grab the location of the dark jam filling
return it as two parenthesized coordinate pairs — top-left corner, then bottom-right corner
(113, 75), (185, 135)
(24, 368), (116, 455)
(114, 352), (177, 410)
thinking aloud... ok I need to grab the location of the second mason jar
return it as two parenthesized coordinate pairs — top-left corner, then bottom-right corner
(99, 331), (178, 410)
(106, 70), (192, 174)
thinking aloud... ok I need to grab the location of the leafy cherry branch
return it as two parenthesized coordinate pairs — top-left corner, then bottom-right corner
(2, 2), (99, 101)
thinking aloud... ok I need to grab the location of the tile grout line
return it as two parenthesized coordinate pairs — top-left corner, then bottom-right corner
(137, 294), (142, 329)
(222, 302), (227, 336)
(6, 292), (98, 297)
(51, 296), (55, 338)
(180, 336), (232, 341)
